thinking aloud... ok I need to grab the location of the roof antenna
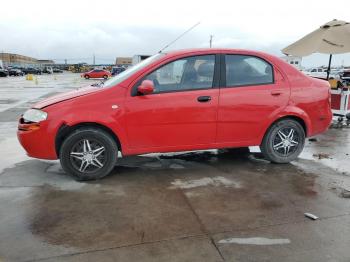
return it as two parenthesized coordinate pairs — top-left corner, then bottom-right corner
(158, 22), (201, 53)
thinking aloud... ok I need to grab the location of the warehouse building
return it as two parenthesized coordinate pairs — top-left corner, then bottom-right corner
(37, 59), (55, 65)
(280, 55), (302, 69)
(0, 52), (54, 67)
(115, 57), (132, 67)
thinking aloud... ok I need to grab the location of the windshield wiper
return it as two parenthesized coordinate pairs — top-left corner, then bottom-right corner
(91, 80), (105, 87)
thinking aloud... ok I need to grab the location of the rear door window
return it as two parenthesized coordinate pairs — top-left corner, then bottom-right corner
(225, 55), (274, 87)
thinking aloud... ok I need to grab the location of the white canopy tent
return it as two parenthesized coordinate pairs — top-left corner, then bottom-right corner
(282, 19), (350, 79)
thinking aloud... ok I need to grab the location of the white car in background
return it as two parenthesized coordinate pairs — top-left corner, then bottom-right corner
(303, 67), (339, 79)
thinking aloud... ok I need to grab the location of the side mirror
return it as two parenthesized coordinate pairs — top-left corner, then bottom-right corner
(137, 80), (154, 95)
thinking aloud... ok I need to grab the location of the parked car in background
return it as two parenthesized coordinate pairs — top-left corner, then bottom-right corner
(18, 48), (332, 181)
(111, 67), (126, 76)
(0, 68), (9, 77)
(22, 67), (42, 75)
(53, 68), (63, 73)
(9, 68), (24, 76)
(304, 67), (326, 78)
(342, 70), (350, 85)
(303, 67), (338, 79)
(341, 70), (350, 79)
(42, 67), (53, 74)
(81, 69), (111, 79)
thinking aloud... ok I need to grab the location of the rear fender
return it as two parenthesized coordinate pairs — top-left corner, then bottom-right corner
(259, 106), (312, 142)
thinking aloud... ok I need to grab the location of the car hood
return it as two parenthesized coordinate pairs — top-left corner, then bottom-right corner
(34, 86), (100, 109)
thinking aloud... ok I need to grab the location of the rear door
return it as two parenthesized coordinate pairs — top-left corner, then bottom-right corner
(125, 54), (220, 150)
(216, 54), (290, 145)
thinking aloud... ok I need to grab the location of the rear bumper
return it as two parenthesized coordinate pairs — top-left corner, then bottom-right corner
(309, 107), (333, 137)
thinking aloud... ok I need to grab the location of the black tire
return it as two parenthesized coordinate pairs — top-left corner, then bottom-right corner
(85, 75), (89, 79)
(60, 128), (118, 181)
(103, 75), (108, 79)
(260, 119), (305, 163)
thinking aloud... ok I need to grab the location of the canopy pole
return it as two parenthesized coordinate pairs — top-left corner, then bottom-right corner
(326, 54), (333, 80)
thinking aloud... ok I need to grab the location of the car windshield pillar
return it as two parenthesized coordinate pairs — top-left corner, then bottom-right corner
(102, 53), (165, 88)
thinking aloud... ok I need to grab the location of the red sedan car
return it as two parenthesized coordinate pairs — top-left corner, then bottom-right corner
(18, 49), (332, 180)
(82, 69), (111, 79)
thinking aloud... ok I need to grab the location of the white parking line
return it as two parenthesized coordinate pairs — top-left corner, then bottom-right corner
(218, 237), (291, 245)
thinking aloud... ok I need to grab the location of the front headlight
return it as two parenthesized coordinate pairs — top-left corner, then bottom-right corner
(23, 109), (48, 123)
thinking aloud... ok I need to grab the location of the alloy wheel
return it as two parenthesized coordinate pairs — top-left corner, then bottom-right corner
(70, 139), (106, 173)
(272, 127), (300, 156)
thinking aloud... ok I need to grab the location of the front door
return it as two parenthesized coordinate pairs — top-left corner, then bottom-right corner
(125, 55), (219, 151)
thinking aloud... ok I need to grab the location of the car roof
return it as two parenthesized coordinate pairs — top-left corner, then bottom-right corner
(163, 48), (273, 58)
(160, 48), (304, 78)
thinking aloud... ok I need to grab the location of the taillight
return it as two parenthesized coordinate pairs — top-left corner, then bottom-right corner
(328, 89), (331, 105)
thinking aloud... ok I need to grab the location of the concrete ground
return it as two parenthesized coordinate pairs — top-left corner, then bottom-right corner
(0, 73), (350, 262)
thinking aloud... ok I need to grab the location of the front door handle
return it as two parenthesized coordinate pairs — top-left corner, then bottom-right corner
(271, 90), (283, 96)
(197, 96), (211, 102)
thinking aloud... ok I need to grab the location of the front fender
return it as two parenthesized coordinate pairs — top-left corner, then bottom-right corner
(45, 99), (130, 156)
(61, 112), (129, 152)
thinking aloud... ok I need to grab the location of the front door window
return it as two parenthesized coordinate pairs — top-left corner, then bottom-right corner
(141, 55), (215, 93)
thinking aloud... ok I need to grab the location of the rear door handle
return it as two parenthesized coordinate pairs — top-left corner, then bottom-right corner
(271, 90), (283, 96)
(197, 96), (211, 102)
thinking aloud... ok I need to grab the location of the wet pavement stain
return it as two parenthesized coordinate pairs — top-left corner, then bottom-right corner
(0, 99), (18, 104)
(1, 143), (350, 261)
(0, 150), (324, 256)
(17, 151), (327, 250)
(290, 173), (318, 197)
(29, 185), (138, 249)
(26, 167), (204, 250)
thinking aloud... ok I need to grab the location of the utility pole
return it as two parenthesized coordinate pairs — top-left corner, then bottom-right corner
(209, 35), (213, 48)
(93, 54), (95, 65)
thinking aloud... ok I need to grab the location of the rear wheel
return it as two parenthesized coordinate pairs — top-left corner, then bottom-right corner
(260, 119), (305, 163)
(103, 75), (108, 79)
(60, 128), (118, 181)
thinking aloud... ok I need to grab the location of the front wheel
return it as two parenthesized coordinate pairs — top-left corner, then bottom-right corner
(346, 113), (350, 120)
(103, 75), (108, 79)
(260, 119), (305, 163)
(60, 128), (118, 181)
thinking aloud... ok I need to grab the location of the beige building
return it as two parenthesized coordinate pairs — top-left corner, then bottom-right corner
(115, 57), (132, 66)
(37, 59), (55, 65)
(0, 52), (54, 67)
